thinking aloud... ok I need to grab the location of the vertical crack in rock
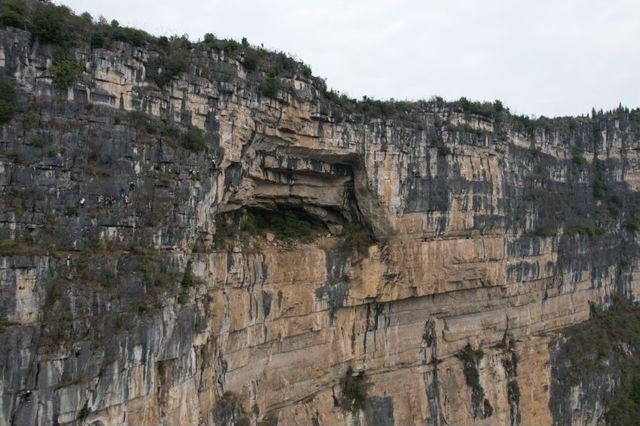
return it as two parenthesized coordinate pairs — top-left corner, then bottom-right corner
(501, 337), (522, 426)
(421, 319), (448, 426)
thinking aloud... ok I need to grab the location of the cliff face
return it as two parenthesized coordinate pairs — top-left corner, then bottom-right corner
(1, 23), (639, 426)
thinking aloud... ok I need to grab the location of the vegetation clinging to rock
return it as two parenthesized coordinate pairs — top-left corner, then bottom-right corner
(341, 224), (371, 258)
(2, 0), (639, 134)
(50, 57), (84, 90)
(246, 208), (317, 241)
(340, 367), (368, 412)
(0, 80), (16, 124)
(183, 128), (207, 152)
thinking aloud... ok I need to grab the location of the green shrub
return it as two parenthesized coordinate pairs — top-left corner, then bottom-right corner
(592, 159), (608, 200)
(437, 143), (452, 156)
(96, 267), (117, 287)
(222, 39), (240, 54)
(243, 211), (259, 237)
(456, 344), (484, 365)
(0, 80), (16, 124)
(128, 110), (150, 129)
(32, 3), (71, 44)
(126, 244), (149, 256)
(559, 296), (640, 391)
(152, 51), (187, 87)
(181, 262), (194, 287)
(608, 194), (623, 215)
(65, 206), (78, 217)
(242, 209), (318, 242)
(566, 225), (604, 238)
(572, 152), (587, 167)
(455, 97), (503, 119)
(110, 25), (149, 46)
(606, 389), (640, 426)
(146, 270), (177, 289)
(23, 107), (40, 128)
(159, 123), (180, 137)
(300, 63), (312, 78)
(0, 0), (26, 28)
(258, 74), (280, 98)
(255, 209), (315, 241)
(342, 224), (371, 258)
(341, 367), (368, 412)
(242, 48), (266, 71)
(533, 227), (556, 238)
(30, 134), (45, 147)
(529, 147), (541, 158)
(214, 216), (238, 247)
(183, 128), (207, 152)
(625, 221), (640, 232)
(272, 51), (297, 76)
(51, 58), (84, 90)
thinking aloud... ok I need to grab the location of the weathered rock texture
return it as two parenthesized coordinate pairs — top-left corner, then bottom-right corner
(1, 23), (640, 426)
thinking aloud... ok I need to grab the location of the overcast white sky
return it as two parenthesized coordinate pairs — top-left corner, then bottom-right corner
(61, 0), (639, 117)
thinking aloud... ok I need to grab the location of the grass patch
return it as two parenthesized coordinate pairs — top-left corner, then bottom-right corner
(0, 238), (48, 257)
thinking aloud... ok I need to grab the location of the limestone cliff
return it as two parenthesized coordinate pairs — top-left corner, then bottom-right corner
(1, 4), (640, 426)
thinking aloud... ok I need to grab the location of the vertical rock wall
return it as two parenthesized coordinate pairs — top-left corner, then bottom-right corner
(0, 26), (639, 425)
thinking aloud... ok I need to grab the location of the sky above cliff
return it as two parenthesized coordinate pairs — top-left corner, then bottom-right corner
(61, 0), (639, 117)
